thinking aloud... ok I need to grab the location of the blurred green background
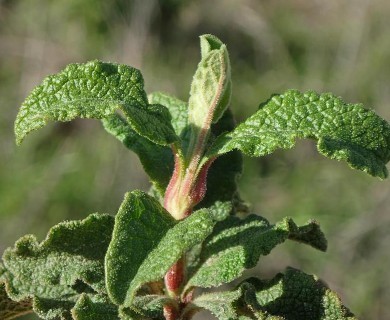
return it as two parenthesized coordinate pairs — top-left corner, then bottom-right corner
(1, 0), (389, 319)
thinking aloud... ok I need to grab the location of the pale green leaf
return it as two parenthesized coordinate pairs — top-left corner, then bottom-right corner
(71, 294), (119, 320)
(242, 267), (357, 320)
(188, 34), (231, 132)
(105, 191), (175, 306)
(120, 295), (175, 320)
(186, 288), (243, 320)
(123, 209), (215, 307)
(186, 215), (327, 289)
(0, 283), (32, 320)
(1, 213), (114, 319)
(102, 114), (173, 193)
(15, 60), (178, 146)
(208, 90), (390, 178)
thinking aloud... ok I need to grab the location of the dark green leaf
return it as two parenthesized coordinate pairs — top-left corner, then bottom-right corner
(122, 208), (215, 307)
(208, 90), (390, 178)
(1, 213), (114, 319)
(15, 60), (178, 146)
(148, 92), (188, 137)
(198, 109), (244, 210)
(71, 294), (119, 320)
(102, 114), (173, 193)
(105, 191), (175, 306)
(0, 283), (32, 320)
(186, 215), (327, 289)
(242, 267), (357, 320)
(186, 202), (233, 280)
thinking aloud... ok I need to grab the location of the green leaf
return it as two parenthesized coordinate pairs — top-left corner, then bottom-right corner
(71, 294), (119, 320)
(15, 60), (178, 146)
(186, 215), (327, 289)
(148, 92), (188, 137)
(186, 202), (233, 280)
(185, 288), (243, 320)
(208, 90), (390, 178)
(1, 213), (114, 319)
(103, 93), (189, 194)
(102, 114), (173, 193)
(120, 295), (175, 320)
(188, 34), (231, 132)
(242, 267), (357, 320)
(122, 208), (215, 307)
(105, 191), (176, 306)
(0, 283), (32, 320)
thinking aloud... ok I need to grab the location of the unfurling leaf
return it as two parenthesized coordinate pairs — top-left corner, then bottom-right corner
(186, 215), (327, 289)
(242, 267), (357, 320)
(188, 34), (231, 130)
(208, 90), (390, 178)
(1, 213), (114, 319)
(15, 60), (178, 146)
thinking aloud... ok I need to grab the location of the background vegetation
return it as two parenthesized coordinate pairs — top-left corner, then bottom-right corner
(1, 1), (389, 319)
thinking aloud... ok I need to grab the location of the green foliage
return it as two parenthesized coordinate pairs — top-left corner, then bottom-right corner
(148, 92), (188, 138)
(120, 208), (215, 308)
(208, 90), (390, 178)
(185, 288), (243, 320)
(15, 60), (178, 146)
(188, 34), (231, 132)
(105, 191), (176, 306)
(120, 295), (174, 320)
(1, 213), (114, 319)
(71, 294), (118, 320)
(241, 267), (357, 320)
(3, 33), (390, 319)
(102, 114), (173, 193)
(186, 215), (326, 290)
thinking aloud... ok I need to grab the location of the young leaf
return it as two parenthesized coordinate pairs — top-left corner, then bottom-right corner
(186, 215), (327, 289)
(105, 191), (176, 306)
(15, 60), (178, 146)
(242, 267), (357, 320)
(188, 34), (231, 129)
(1, 213), (114, 319)
(71, 294), (119, 320)
(102, 114), (173, 193)
(122, 208), (215, 307)
(0, 283), (32, 320)
(184, 288), (243, 320)
(208, 90), (390, 178)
